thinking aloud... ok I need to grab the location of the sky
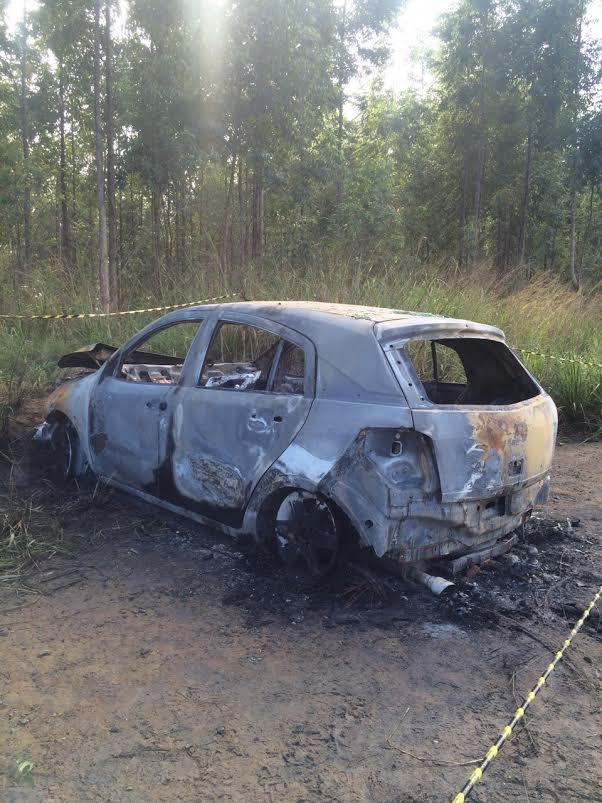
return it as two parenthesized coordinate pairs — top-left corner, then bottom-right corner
(384, 0), (455, 93)
(5, 0), (602, 95)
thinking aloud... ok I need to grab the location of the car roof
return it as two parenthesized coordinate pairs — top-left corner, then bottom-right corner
(154, 300), (506, 402)
(198, 299), (425, 325)
(185, 300), (504, 342)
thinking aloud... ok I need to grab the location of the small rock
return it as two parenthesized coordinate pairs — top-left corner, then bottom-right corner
(109, 724), (120, 733)
(527, 545), (538, 557)
(197, 548), (214, 561)
(511, 560), (529, 578)
(18, 717), (30, 726)
(138, 648), (151, 657)
(215, 725), (226, 736)
(37, 650), (51, 658)
(0, 628), (9, 637)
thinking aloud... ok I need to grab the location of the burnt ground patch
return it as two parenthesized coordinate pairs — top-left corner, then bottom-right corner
(118, 493), (601, 642)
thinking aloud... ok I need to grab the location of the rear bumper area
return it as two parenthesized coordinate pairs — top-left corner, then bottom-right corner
(385, 475), (550, 563)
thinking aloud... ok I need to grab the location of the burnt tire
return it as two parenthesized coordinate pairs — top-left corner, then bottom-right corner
(44, 419), (87, 485)
(274, 491), (340, 578)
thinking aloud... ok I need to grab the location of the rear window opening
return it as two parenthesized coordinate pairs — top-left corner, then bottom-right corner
(401, 338), (540, 405)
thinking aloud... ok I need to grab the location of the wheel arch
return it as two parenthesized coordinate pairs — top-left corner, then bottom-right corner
(249, 472), (359, 551)
(36, 408), (89, 479)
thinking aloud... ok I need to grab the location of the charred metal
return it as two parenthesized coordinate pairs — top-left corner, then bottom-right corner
(36, 300), (557, 577)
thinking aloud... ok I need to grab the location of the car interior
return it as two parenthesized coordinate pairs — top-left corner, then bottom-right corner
(119, 320), (305, 394)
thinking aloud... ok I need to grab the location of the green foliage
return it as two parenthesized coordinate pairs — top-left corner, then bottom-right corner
(8, 757), (35, 786)
(0, 0), (600, 430)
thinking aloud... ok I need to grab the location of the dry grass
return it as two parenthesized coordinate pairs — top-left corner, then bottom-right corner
(0, 259), (600, 431)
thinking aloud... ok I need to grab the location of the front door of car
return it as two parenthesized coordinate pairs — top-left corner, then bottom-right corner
(88, 318), (204, 492)
(158, 318), (315, 527)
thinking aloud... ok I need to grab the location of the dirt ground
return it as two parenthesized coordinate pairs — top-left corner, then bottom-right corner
(1, 434), (601, 803)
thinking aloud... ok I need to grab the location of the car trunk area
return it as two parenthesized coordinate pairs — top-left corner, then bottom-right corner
(382, 331), (557, 505)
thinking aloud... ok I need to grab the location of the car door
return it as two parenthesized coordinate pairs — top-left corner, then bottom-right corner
(157, 314), (315, 527)
(89, 317), (205, 492)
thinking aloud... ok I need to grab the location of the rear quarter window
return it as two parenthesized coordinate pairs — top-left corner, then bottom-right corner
(401, 338), (540, 405)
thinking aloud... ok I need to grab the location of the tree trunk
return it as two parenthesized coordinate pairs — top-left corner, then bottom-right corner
(471, 62), (487, 270)
(151, 187), (161, 288)
(578, 183), (595, 275)
(58, 61), (72, 270)
(19, 19), (31, 284)
(251, 164), (264, 261)
(118, 184), (124, 276)
(220, 155), (237, 280)
(336, 86), (344, 218)
(197, 166), (204, 258)
(238, 156), (245, 269)
(334, 4), (346, 224)
(70, 111), (76, 219)
(568, 182), (579, 290)
(105, 1), (118, 308)
(458, 157), (468, 269)
(165, 187), (173, 274)
(517, 125), (533, 268)
(568, 0), (584, 291)
(94, 0), (109, 310)
(244, 162), (250, 262)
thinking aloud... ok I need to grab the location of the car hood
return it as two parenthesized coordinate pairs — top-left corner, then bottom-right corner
(58, 343), (118, 370)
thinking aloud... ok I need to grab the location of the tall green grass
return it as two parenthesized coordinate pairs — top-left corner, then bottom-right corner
(0, 260), (600, 433)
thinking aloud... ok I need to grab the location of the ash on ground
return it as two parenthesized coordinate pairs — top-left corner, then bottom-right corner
(151, 508), (601, 638)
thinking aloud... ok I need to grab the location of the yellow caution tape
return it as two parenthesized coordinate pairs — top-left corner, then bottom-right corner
(451, 584), (602, 802)
(517, 348), (602, 372)
(0, 293), (238, 320)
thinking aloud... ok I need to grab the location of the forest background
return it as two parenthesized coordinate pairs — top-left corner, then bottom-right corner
(0, 0), (601, 430)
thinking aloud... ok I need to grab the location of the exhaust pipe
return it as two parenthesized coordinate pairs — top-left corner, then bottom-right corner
(403, 566), (455, 596)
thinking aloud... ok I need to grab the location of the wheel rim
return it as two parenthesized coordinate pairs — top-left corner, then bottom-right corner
(275, 491), (339, 577)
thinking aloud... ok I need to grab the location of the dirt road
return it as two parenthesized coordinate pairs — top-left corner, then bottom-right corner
(1, 441), (601, 802)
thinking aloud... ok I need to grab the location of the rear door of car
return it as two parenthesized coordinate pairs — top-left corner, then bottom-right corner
(157, 313), (316, 527)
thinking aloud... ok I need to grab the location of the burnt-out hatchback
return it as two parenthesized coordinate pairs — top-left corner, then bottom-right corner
(36, 301), (557, 578)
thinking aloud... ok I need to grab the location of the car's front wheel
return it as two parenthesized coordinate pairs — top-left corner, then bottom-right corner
(36, 417), (88, 484)
(273, 490), (340, 578)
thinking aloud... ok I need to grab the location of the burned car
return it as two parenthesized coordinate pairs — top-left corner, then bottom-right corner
(36, 301), (557, 579)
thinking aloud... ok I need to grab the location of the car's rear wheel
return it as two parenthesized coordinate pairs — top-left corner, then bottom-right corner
(274, 491), (340, 578)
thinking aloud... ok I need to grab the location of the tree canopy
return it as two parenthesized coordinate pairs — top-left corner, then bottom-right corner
(0, 0), (600, 310)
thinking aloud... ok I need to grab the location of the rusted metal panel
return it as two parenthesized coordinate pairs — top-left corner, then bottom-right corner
(409, 396), (557, 504)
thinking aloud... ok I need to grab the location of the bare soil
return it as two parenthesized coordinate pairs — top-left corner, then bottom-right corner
(1, 433), (601, 803)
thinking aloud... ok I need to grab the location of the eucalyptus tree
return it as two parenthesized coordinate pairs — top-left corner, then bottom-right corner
(35, 0), (92, 272)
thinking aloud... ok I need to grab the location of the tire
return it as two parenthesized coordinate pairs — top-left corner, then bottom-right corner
(46, 418), (87, 485)
(273, 490), (340, 578)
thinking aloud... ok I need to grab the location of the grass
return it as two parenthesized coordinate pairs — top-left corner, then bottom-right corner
(0, 259), (600, 432)
(0, 483), (65, 576)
